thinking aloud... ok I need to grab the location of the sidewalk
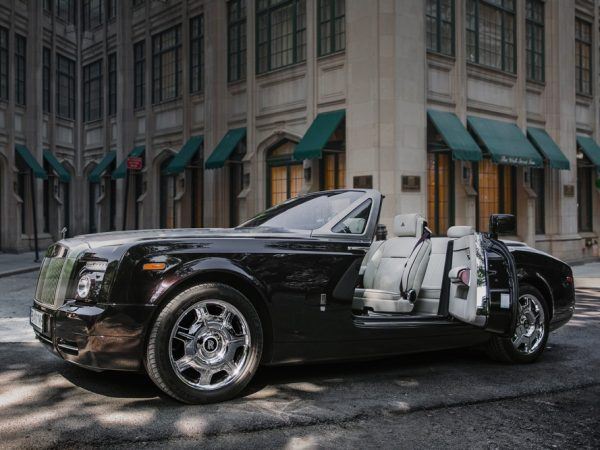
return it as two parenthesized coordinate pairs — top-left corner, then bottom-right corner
(0, 251), (42, 278)
(572, 261), (600, 289)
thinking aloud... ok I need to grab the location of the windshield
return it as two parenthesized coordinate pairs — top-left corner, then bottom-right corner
(239, 191), (366, 231)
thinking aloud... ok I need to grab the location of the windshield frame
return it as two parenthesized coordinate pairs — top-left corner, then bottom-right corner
(238, 189), (382, 242)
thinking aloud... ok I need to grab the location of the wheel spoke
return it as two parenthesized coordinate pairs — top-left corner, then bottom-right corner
(175, 356), (202, 373)
(220, 310), (234, 330)
(197, 368), (215, 385)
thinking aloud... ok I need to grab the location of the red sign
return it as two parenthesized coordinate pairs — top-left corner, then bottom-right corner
(127, 156), (143, 171)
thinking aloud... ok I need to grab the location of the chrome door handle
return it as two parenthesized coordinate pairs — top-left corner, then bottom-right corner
(347, 246), (368, 253)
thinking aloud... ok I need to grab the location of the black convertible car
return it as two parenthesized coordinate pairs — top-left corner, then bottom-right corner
(30, 189), (575, 404)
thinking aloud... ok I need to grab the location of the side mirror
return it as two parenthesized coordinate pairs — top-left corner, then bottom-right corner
(489, 214), (516, 239)
(375, 224), (388, 241)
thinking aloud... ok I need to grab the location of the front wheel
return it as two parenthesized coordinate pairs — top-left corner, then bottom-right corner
(145, 283), (263, 404)
(486, 284), (549, 363)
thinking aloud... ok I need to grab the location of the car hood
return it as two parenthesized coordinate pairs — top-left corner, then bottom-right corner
(57, 227), (310, 251)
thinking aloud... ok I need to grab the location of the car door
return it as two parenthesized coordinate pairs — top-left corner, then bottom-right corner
(447, 232), (518, 335)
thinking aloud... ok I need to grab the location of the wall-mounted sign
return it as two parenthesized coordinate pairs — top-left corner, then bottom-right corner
(353, 175), (373, 189)
(127, 156), (143, 171)
(401, 175), (421, 193)
(563, 184), (575, 197)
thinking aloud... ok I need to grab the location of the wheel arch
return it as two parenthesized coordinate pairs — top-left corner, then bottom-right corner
(146, 266), (274, 365)
(518, 273), (554, 321)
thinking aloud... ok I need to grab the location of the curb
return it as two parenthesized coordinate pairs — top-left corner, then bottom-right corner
(0, 266), (40, 279)
(574, 278), (600, 289)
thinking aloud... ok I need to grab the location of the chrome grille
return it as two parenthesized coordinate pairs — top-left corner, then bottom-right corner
(34, 244), (78, 309)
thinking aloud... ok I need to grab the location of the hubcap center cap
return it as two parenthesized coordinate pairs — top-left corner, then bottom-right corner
(203, 337), (218, 352)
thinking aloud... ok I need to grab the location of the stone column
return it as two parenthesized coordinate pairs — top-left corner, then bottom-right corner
(393, 0), (427, 220)
(545, 0), (578, 259)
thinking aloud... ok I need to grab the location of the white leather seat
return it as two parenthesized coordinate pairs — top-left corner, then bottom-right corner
(353, 214), (432, 313)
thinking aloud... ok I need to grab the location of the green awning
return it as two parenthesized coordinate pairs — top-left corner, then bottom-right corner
(112, 146), (146, 179)
(467, 116), (543, 167)
(427, 109), (482, 161)
(43, 150), (71, 182)
(88, 151), (116, 183)
(576, 135), (600, 169)
(205, 128), (246, 169)
(15, 144), (47, 179)
(164, 136), (204, 175)
(294, 109), (345, 160)
(526, 128), (570, 170)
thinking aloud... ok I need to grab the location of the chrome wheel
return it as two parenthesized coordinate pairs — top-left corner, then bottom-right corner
(512, 293), (545, 355)
(168, 299), (251, 391)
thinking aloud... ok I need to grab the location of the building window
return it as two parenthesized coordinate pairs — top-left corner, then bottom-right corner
(15, 34), (26, 106)
(266, 141), (303, 207)
(228, 0), (247, 82)
(152, 25), (181, 104)
(108, 53), (116, 116)
(575, 18), (592, 96)
(134, 41), (145, 109)
(321, 152), (346, 190)
(318, 0), (345, 56)
(159, 157), (176, 229)
(190, 15), (204, 93)
(427, 152), (454, 235)
(106, 0), (116, 20)
(531, 168), (545, 235)
(577, 157), (594, 232)
(256, 0), (306, 74)
(82, 0), (103, 31)
(89, 179), (98, 233)
(466, 0), (516, 73)
(0, 27), (8, 101)
(525, 0), (544, 82)
(57, 0), (75, 24)
(191, 149), (204, 228)
(426, 0), (454, 56)
(83, 59), (102, 122)
(57, 54), (75, 119)
(43, 48), (51, 113)
(44, 0), (53, 12)
(475, 160), (515, 232)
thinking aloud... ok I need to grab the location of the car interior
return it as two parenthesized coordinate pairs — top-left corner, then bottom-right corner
(353, 213), (480, 319)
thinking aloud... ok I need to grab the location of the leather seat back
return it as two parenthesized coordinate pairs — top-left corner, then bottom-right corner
(363, 214), (431, 297)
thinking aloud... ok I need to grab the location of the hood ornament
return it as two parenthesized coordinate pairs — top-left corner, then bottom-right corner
(61, 227), (68, 239)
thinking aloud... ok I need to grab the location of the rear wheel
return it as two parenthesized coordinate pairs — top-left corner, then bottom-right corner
(486, 284), (549, 363)
(146, 283), (263, 404)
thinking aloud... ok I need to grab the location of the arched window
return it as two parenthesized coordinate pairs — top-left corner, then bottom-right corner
(159, 156), (176, 228)
(266, 140), (303, 207)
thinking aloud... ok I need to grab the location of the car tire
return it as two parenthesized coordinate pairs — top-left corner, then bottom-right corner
(145, 283), (263, 404)
(486, 284), (549, 364)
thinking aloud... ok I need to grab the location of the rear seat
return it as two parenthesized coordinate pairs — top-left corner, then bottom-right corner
(353, 214), (431, 314)
(414, 225), (475, 314)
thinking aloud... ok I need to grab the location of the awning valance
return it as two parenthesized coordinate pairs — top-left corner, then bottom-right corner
(112, 146), (146, 179)
(576, 135), (600, 169)
(293, 109), (345, 160)
(427, 109), (482, 161)
(467, 116), (543, 167)
(88, 151), (116, 183)
(164, 136), (204, 175)
(526, 128), (570, 170)
(205, 128), (246, 169)
(43, 150), (71, 182)
(15, 144), (47, 179)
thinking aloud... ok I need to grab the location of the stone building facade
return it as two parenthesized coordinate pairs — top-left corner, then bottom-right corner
(0, 0), (599, 263)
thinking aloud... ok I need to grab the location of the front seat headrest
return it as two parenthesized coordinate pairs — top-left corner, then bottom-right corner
(447, 225), (475, 238)
(393, 214), (425, 237)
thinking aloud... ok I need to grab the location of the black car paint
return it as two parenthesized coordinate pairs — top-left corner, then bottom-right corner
(32, 227), (575, 373)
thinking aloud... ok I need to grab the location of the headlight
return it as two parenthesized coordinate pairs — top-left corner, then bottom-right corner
(77, 275), (93, 299)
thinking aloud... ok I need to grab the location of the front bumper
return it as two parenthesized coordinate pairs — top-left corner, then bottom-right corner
(31, 301), (156, 372)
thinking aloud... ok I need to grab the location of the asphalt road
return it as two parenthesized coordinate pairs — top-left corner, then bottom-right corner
(0, 272), (599, 449)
